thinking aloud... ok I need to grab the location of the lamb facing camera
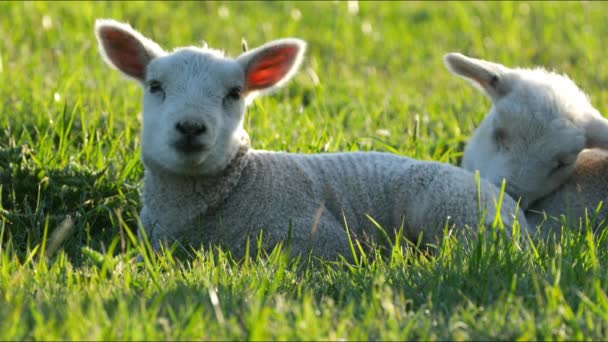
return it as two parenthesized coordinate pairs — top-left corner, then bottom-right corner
(95, 19), (527, 260)
(444, 53), (608, 232)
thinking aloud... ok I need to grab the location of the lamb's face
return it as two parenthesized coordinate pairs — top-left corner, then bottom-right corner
(141, 49), (246, 176)
(462, 70), (594, 208)
(463, 74), (592, 208)
(445, 53), (608, 208)
(95, 19), (306, 176)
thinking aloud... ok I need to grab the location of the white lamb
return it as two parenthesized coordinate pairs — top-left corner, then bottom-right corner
(444, 52), (608, 231)
(95, 19), (528, 260)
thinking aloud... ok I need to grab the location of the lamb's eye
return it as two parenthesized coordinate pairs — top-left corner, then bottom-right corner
(225, 87), (242, 101)
(492, 128), (509, 151)
(149, 80), (163, 94)
(556, 160), (568, 169)
(549, 159), (570, 175)
(493, 128), (507, 144)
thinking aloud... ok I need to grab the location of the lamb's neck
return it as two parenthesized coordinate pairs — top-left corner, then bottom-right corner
(143, 139), (251, 216)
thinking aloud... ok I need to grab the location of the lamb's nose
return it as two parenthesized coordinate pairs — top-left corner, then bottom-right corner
(175, 121), (207, 136)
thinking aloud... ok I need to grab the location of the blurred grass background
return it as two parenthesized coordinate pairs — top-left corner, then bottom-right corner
(1, 2), (608, 339)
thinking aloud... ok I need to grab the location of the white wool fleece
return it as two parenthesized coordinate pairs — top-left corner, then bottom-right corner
(141, 134), (528, 259)
(526, 149), (608, 234)
(96, 19), (529, 260)
(445, 52), (608, 234)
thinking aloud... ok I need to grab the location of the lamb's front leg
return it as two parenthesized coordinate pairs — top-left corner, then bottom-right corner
(138, 206), (167, 251)
(395, 162), (530, 244)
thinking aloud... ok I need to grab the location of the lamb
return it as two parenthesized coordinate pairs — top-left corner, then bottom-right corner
(444, 52), (608, 232)
(94, 19), (528, 260)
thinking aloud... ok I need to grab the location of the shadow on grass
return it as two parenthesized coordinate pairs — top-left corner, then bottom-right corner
(0, 144), (140, 264)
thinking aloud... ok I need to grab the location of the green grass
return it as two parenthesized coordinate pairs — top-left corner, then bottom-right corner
(2, 1), (608, 340)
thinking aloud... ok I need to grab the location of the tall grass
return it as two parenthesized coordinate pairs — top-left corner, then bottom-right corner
(1, 1), (608, 339)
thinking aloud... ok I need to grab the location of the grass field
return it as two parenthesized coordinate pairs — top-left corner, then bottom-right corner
(2, 1), (608, 340)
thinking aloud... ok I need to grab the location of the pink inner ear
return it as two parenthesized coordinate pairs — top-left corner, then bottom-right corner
(246, 45), (298, 91)
(100, 28), (148, 80)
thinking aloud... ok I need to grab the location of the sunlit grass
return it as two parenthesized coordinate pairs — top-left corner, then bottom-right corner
(1, 1), (608, 340)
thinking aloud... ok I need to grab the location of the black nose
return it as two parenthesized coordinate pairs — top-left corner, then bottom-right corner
(175, 121), (207, 136)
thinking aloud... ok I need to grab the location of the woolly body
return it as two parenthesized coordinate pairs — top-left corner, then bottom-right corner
(95, 20), (528, 260)
(444, 53), (608, 231)
(527, 149), (608, 232)
(141, 138), (526, 259)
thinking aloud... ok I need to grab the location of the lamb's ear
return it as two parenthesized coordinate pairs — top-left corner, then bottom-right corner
(236, 38), (306, 100)
(584, 113), (608, 148)
(444, 52), (510, 101)
(95, 19), (164, 83)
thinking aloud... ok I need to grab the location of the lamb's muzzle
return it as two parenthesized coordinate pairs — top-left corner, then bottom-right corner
(173, 121), (209, 154)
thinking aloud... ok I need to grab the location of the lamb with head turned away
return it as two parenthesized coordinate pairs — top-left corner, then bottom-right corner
(444, 52), (608, 235)
(95, 19), (528, 260)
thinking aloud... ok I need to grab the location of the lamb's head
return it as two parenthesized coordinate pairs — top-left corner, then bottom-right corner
(95, 19), (305, 176)
(444, 53), (608, 209)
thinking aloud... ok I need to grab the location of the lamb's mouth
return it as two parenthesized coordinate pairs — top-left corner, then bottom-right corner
(172, 139), (209, 154)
